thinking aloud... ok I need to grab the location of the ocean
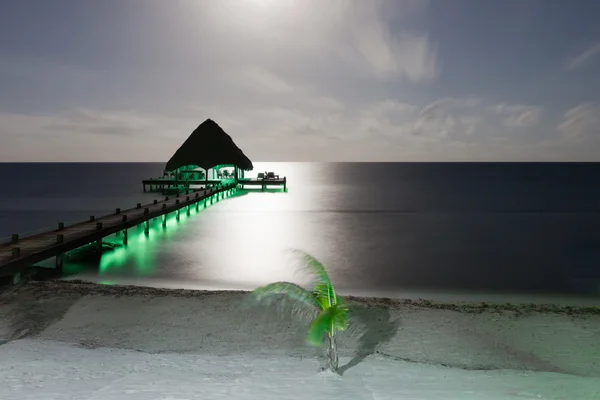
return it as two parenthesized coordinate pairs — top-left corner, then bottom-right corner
(1, 162), (600, 301)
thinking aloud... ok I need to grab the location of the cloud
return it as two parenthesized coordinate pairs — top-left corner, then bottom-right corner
(205, 0), (438, 83)
(566, 42), (600, 70)
(0, 108), (200, 161)
(353, 99), (546, 145)
(349, 31), (438, 82)
(336, 1), (438, 81)
(240, 66), (296, 94)
(42, 109), (157, 136)
(410, 98), (482, 138)
(489, 104), (542, 127)
(0, 97), (590, 162)
(557, 103), (600, 140)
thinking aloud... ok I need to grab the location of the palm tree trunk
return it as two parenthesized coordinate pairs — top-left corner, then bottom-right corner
(325, 333), (338, 372)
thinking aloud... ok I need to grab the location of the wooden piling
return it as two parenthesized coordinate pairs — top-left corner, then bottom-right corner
(55, 253), (64, 274)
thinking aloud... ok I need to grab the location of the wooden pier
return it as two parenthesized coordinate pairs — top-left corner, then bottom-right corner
(0, 182), (237, 281)
(142, 178), (235, 193)
(237, 177), (287, 192)
(142, 177), (287, 193)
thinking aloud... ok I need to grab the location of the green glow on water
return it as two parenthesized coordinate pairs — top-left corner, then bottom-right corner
(94, 188), (238, 277)
(56, 188), (245, 279)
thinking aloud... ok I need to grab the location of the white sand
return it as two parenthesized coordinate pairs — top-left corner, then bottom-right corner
(0, 282), (599, 399)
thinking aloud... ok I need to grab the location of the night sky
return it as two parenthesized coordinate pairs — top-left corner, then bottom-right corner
(1, 0), (600, 162)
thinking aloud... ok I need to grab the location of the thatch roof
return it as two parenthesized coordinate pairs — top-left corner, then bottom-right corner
(165, 119), (253, 172)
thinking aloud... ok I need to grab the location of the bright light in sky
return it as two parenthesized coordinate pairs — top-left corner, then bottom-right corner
(1, 0), (600, 161)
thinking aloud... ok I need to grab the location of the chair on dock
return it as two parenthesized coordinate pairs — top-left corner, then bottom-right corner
(266, 172), (279, 180)
(257, 172), (265, 180)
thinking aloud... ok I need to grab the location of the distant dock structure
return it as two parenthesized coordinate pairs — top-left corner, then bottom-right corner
(142, 119), (287, 193)
(0, 119), (286, 286)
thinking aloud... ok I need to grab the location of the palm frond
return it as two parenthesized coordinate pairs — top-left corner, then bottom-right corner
(250, 281), (318, 310)
(306, 304), (349, 346)
(332, 300), (349, 331)
(290, 249), (338, 309)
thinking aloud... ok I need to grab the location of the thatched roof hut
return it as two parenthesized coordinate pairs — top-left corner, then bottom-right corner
(165, 119), (253, 174)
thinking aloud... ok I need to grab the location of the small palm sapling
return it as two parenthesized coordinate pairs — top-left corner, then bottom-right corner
(251, 250), (349, 372)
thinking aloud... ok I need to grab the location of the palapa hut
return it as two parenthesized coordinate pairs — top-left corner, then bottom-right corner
(165, 119), (253, 181)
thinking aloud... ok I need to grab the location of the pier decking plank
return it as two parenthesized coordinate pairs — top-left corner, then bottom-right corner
(0, 184), (234, 278)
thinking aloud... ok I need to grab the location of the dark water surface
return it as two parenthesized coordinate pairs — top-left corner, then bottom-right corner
(1, 162), (599, 300)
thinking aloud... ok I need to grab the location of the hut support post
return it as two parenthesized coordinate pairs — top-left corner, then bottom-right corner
(96, 240), (102, 254)
(162, 214), (167, 228)
(144, 220), (150, 236)
(123, 229), (128, 245)
(176, 210), (180, 221)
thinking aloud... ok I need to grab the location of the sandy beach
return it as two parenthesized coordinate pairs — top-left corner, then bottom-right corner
(1, 280), (599, 399)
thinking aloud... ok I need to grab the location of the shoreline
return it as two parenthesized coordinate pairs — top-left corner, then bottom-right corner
(3, 279), (598, 316)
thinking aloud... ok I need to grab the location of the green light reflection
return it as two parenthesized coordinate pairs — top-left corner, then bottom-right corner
(63, 189), (240, 279)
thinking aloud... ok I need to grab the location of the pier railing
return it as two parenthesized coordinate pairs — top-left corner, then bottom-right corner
(0, 217), (87, 245)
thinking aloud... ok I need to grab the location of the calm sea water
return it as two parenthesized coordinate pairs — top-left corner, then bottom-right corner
(1, 162), (600, 301)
